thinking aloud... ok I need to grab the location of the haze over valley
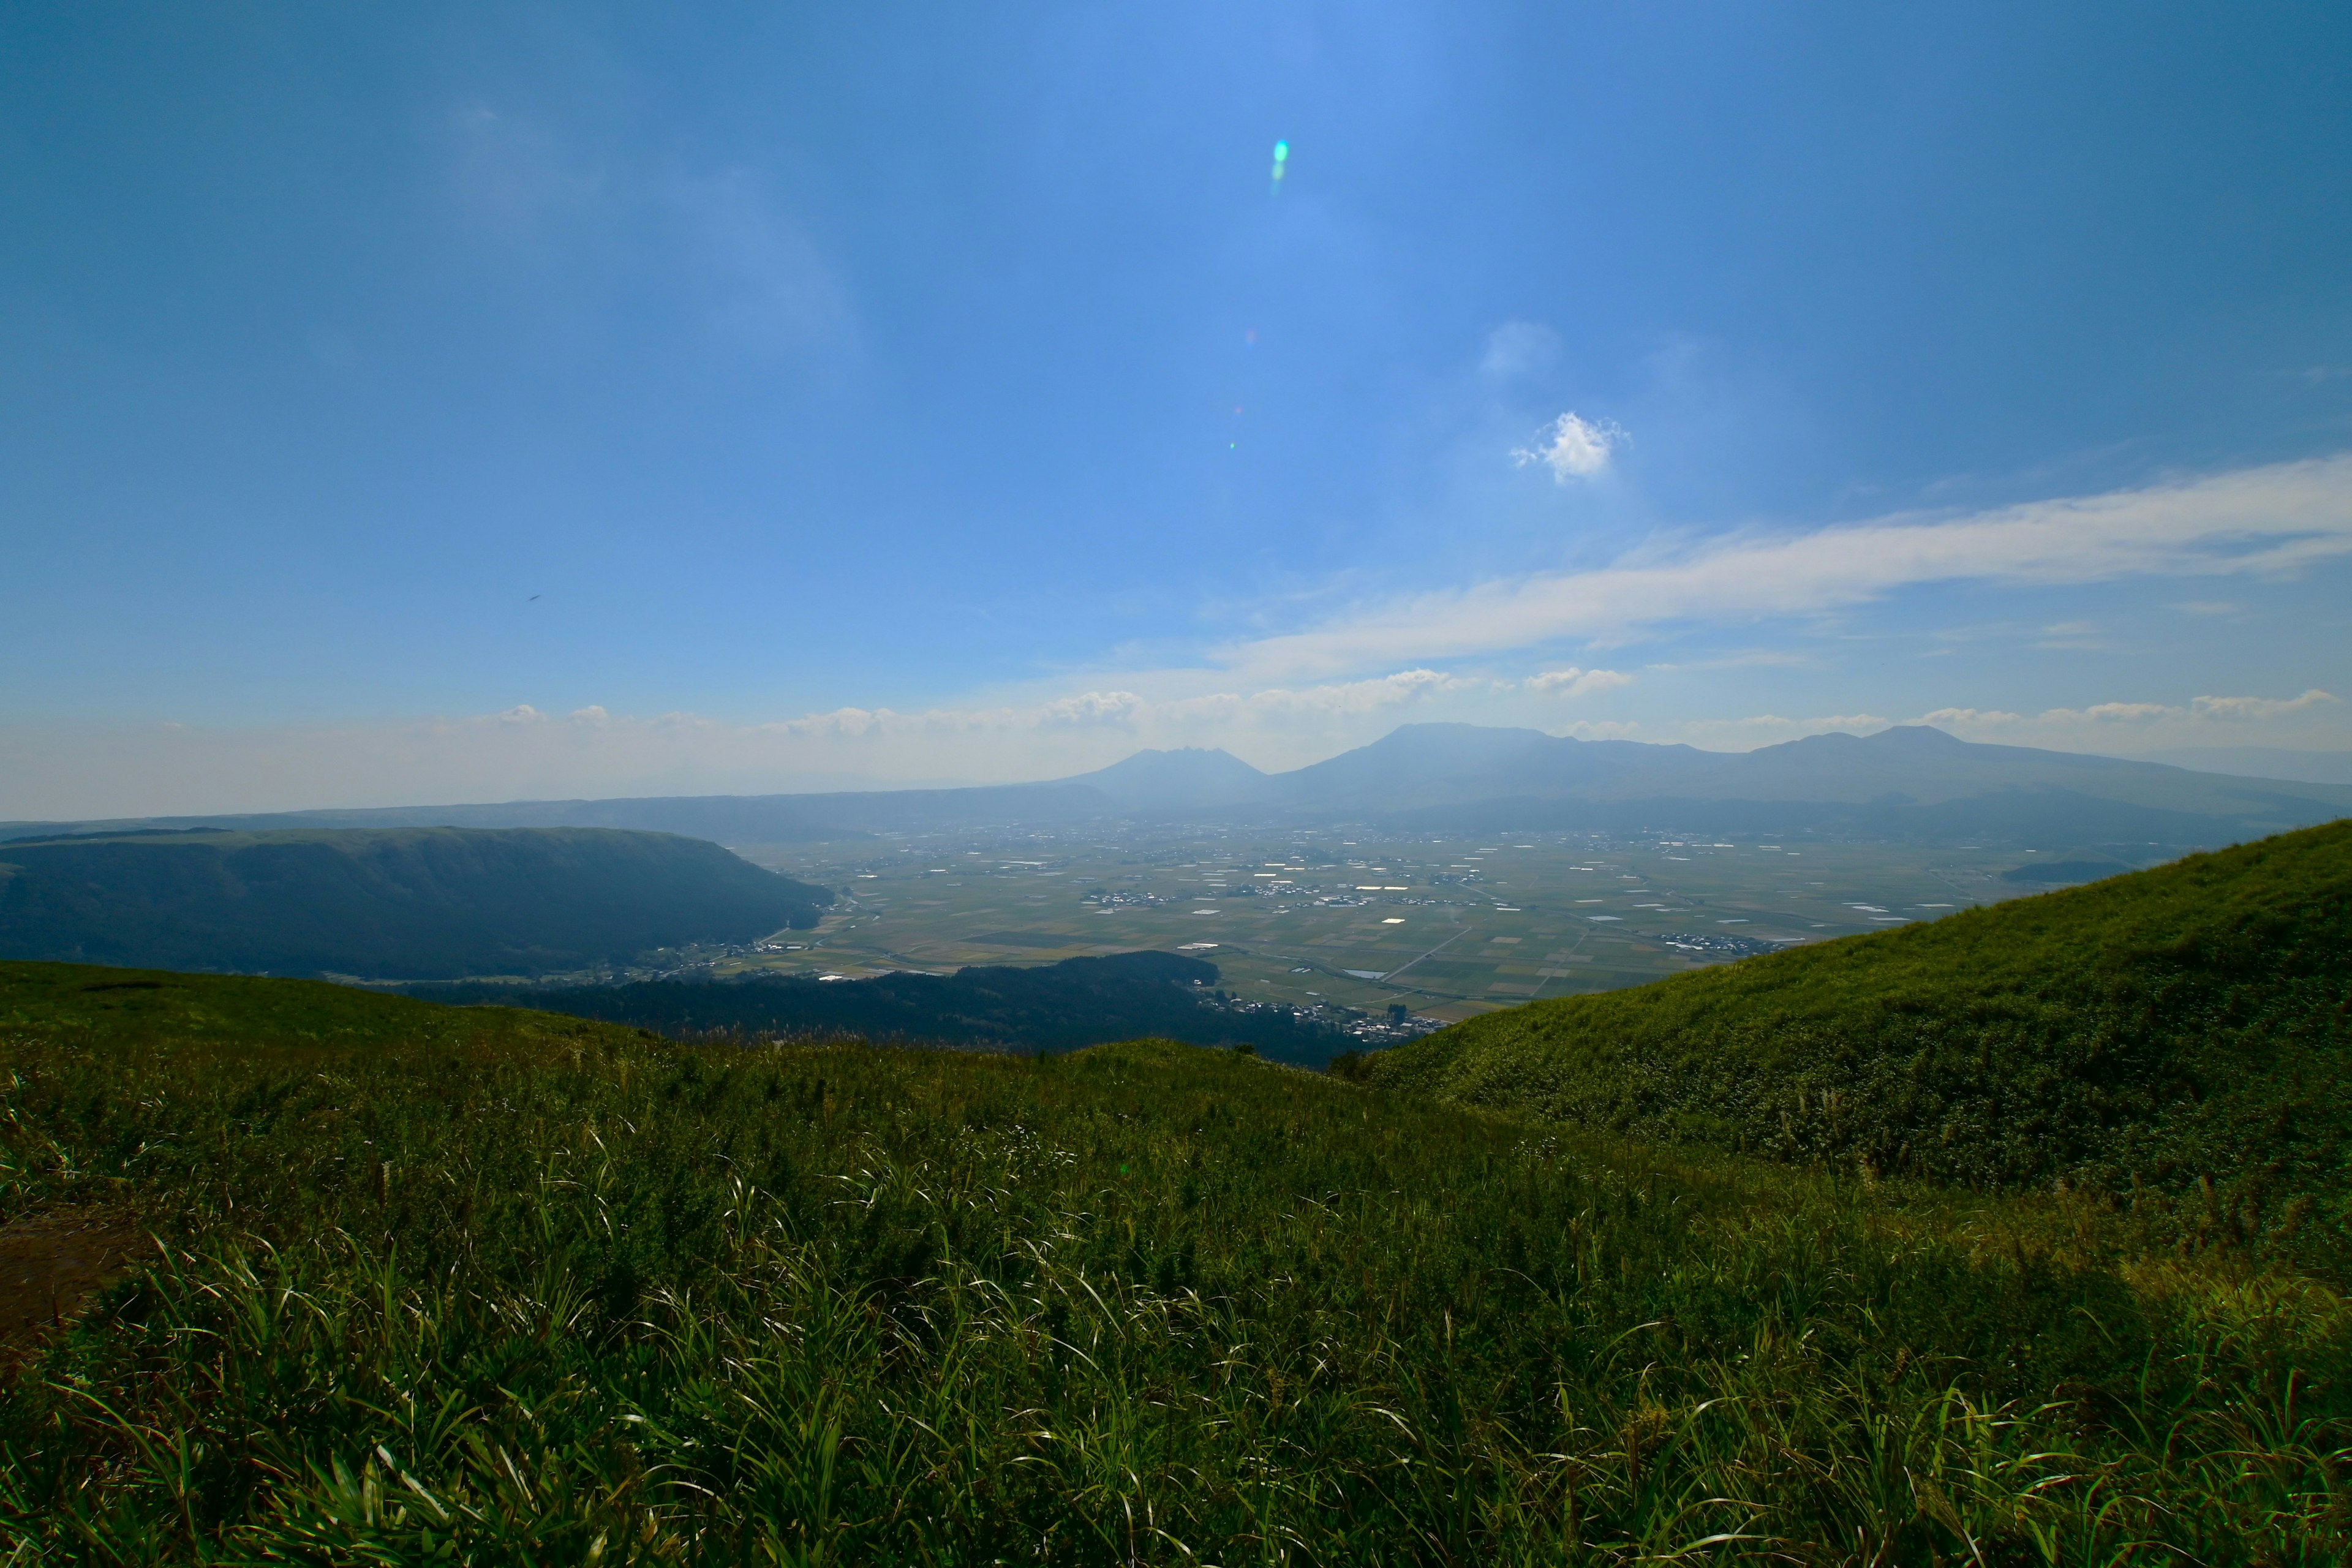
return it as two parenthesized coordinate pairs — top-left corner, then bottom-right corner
(6, 718), (2343, 1071)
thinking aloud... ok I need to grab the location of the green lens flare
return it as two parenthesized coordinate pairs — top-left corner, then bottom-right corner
(1273, 140), (1289, 161)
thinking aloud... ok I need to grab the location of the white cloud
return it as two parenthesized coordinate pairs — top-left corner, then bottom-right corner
(1917, 690), (2343, 752)
(1039, 690), (1150, 728)
(1525, 666), (1634, 698)
(1227, 454), (2352, 680)
(2188, 689), (2339, 720)
(1512, 412), (1626, 481)
(1914, 707), (2023, 728)
(1921, 689), (2338, 734)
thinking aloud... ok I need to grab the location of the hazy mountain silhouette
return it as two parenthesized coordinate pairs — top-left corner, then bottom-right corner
(1066, 747), (1273, 810)
(1265, 723), (1692, 812)
(6, 725), (2345, 850)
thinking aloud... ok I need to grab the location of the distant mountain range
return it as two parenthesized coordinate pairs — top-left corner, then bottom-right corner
(1098, 723), (2352, 845)
(6, 724), (2346, 851)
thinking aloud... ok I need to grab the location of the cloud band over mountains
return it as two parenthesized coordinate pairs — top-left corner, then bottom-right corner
(1222, 455), (2352, 680)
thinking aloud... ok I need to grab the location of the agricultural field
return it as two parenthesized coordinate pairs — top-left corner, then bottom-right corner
(728, 827), (2080, 1022)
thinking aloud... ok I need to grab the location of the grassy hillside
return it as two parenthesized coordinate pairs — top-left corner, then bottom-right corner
(1, 962), (2346, 1561)
(1370, 821), (2352, 1260)
(0, 826), (831, 979)
(413, 951), (1346, 1062)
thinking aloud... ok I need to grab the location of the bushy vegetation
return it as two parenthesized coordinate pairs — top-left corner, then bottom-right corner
(0, 827), (831, 979)
(415, 952), (1344, 1063)
(2, 961), (2347, 1562)
(1372, 821), (2352, 1272)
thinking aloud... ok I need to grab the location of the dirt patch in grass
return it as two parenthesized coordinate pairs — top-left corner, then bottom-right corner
(0, 1207), (145, 1365)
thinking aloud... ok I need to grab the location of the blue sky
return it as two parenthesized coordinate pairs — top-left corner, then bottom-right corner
(4, 2), (2351, 815)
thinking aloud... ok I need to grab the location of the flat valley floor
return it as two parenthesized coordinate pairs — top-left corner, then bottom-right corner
(724, 828), (2114, 1022)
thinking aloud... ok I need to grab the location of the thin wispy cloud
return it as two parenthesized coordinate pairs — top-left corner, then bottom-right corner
(1643, 650), (1816, 672)
(1910, 690), (2347, 758)
(668, 167), (856, 353)
(778, 669), (1481, 746)
(2189, 690), (2340, 720)
(1921, 688), (2340, 733)
(445, 106), (855, 357)
(1225, 455), (2352, 680)
(1479, 320), (1562, 381)
(1521, 666), (1634, 698)
(2035, 620), (2110, 651)
(447, 104), (606, 236)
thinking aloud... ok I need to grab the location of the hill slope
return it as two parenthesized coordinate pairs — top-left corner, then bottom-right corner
(0, 827), (831, 979)
(0, 962), (2343, 1559)
(1371, 821), (2352, 1233)
(412, 950), (1344, 1061)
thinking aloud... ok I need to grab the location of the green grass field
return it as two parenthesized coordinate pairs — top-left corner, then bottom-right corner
(2, 953), (2346, 1562)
